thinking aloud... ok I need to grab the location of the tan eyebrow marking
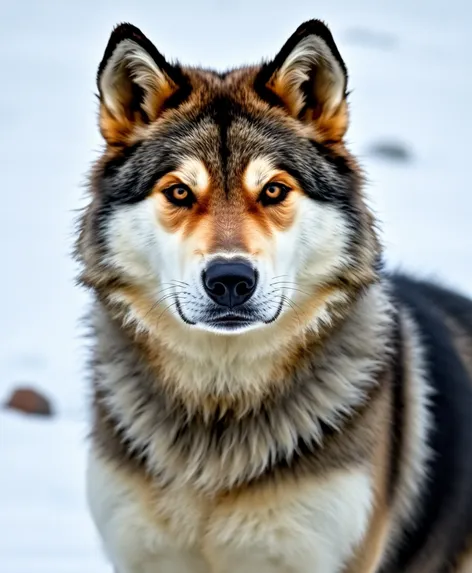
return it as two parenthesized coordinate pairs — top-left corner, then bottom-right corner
(174, 157), (210, 191)
(152, 157), (211, 199)
(243, 156), (278, 194)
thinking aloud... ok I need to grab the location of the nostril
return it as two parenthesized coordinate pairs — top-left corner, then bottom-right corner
(212, 282), (227, 297)
(235, 281), (251, 296)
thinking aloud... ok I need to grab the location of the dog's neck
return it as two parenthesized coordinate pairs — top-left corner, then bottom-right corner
(90, 281), (394, 491)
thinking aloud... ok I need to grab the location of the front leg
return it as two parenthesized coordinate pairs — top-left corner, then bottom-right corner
(87, 449), (209, 573)
(113, 552), (208, 573)
(204, 468), (374, 573)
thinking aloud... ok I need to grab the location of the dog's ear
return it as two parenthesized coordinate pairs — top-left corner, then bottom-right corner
(255, 20), (348, 142)
(97, 23), (190, 145)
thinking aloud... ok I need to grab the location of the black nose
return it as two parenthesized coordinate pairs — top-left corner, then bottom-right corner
(203, 259), (257, 308)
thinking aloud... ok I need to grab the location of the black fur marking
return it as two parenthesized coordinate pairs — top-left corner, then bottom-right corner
(101, 157), (177, 206)
(387, 275), (472, 572)
(99, 94), (359, 211)
(161, 80), (193, 113)
(407, 279), (472, 339)
(254, 19), (348, 115)
(309, 140), (352, 176)
(97, 22), (192, 115)
(98, 23), (188, 91)
(253, 70), (287, 111)
(213, 104), (360, 213)
(92, 94), (363, 267)
(206, 96), (232, 196)
(102, 141), (143, 178)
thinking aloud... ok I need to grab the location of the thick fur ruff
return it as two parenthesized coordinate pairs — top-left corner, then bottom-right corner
(78, 19), (472, 573)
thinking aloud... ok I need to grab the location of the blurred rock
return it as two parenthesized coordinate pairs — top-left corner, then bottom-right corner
(3, 386), (54, 417)
(366, 141), (413, 163)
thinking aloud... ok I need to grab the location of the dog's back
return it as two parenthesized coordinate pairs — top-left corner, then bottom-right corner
(387, 276), (472, 572)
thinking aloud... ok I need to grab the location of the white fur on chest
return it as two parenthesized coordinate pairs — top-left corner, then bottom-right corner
(87, 449), (373, 573)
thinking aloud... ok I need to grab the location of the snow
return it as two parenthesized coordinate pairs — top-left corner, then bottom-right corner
(0, 0), (470, 571)
(1, 412), (104, 573)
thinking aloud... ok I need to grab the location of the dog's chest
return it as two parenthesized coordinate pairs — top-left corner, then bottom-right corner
(87, 450), (373, 573)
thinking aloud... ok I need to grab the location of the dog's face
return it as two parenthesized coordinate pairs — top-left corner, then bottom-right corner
(79, 21), (378, 337)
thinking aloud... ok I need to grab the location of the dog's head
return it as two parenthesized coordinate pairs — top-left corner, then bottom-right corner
(78, 21), (379, 340)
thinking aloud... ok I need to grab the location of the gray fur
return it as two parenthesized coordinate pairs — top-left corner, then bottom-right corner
(90, 282), (394, 493)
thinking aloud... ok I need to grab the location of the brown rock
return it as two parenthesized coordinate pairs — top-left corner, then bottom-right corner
(4, 386), (54, 417)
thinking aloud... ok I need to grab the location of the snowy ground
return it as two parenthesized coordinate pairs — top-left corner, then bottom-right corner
(0, 0), (471, 571)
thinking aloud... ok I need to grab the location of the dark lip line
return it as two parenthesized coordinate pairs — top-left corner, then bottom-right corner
(263, 295), (285, 324)
(209, 314), (252, 323)
(174, 295), (285, 327)
(175, 296), (197, 325)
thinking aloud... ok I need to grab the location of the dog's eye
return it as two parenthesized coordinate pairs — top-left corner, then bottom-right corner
(259, 183), (290, 206)
(163, 184), (196, 208)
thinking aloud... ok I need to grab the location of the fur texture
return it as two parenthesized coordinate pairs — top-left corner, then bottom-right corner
(77, 19), (472, 573)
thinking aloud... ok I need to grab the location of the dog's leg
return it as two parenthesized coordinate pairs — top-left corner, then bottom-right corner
(113, 555), (208, 573)
(203, 468), (374, 573)
(87, 449), (209, 573)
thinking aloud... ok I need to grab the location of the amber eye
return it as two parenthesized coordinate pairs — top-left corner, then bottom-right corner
(163, 184), (196, 208)
(259, 182), (290, 206)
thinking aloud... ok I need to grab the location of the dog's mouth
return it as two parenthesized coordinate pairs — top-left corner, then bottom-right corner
(174, 295), (285, 332)
(174, 297), (254, 330)
(207, 313), (254, 330)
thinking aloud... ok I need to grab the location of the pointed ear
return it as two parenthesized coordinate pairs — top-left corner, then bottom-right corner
(255, 20), (348, 143)
(97, 23), (190, 145)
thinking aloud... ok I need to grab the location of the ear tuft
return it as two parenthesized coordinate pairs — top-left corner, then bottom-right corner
(97, 23), (190, 144)
(255, 20), (349, 142)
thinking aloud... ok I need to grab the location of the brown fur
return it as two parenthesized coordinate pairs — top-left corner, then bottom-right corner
(344, 383), (392, 573)
(78, 20), (472, 573)
(457, 540), (472, 573)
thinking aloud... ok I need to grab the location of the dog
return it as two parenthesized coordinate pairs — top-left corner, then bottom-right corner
(76, 19), (472, 573)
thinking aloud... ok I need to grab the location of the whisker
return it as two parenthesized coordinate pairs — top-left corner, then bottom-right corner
(281, 294), (304, 312)
(281, 295), (303, 326)
(143, 301), (159, 321)
(270, 280), (300, 286)
(155, 285), (186, 296)
(159, 280), (189, 288)
(270, 280), (310, 288)
(157, 300), (179, 321)
(270, 285), (312, 297)
(143, 292), (189, 321)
